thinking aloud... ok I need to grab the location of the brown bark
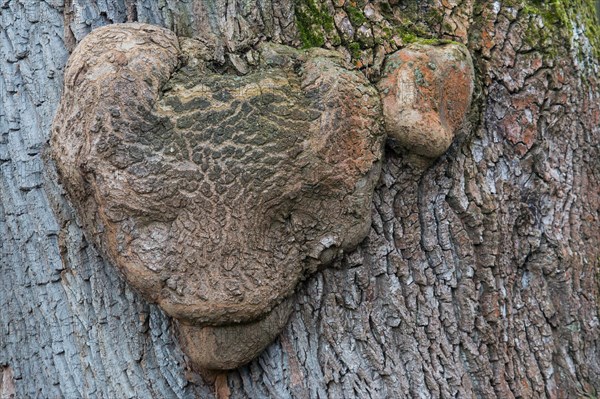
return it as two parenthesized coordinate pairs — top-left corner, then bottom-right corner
(0, 0), (599, 398)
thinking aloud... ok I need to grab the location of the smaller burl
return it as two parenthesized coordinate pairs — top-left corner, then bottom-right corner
(378, 43), (474, 158)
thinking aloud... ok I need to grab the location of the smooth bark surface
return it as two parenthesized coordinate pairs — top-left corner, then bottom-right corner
(1, 0), (599, 398)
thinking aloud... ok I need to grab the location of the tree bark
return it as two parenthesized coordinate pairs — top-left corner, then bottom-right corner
(1, 0), (599, 398)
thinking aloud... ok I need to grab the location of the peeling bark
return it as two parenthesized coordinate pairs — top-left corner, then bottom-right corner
(1, 0), (599, 398)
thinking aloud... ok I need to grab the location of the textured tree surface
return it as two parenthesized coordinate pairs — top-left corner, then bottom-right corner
(1, 1), (599, 398)
(51, 22), (383, 370)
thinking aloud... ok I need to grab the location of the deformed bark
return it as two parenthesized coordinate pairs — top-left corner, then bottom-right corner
(51, 22), (384, 370)
(1, 0), (599, 398)
(377, 43), (474, 158)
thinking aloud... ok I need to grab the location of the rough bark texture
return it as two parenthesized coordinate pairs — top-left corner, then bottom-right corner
(1, 0), (599, 398)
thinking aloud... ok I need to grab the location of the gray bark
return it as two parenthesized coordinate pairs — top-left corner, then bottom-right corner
(1, 0), (599, 398)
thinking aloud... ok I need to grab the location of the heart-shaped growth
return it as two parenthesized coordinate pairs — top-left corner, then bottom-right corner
(51, 23), (384, 370)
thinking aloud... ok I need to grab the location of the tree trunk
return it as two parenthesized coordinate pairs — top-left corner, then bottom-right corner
(1, 0), (599, 398)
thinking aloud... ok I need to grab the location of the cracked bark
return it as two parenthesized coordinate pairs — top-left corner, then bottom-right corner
(1, 0), (599, 398)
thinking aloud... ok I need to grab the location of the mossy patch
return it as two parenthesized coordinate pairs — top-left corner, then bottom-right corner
(346, 5), (367, 26)
(348, 42), (361, 59)
(293, 0), (599, 69)
(521, 0), (600, 61)
(293, 0), (448, 65)
(295, 0), (337, 48)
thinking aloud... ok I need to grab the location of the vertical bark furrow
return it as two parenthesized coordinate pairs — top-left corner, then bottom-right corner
(452, 2), (600, 397)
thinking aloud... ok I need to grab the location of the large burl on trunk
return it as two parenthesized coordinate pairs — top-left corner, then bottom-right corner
(1, 0), (599, 398)
(50, 22), (384, 371)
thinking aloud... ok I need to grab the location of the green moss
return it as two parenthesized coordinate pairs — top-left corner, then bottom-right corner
(400, 31), (417, 44)
(397, 28), (459, 46)
(330, 34), (342, 46)
(293, 0), (453, 65)
(295, 0), (336, 48)
(521, 0), (600, 61)
(345, 5), (367, 26)
(348, 42), (361, 59)
(293, 0), (599, 71)
(385, 9), (449, 48)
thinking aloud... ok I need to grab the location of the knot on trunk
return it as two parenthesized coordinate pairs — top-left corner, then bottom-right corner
(51, 23), (384, 371)
(378, 43), (475, 158)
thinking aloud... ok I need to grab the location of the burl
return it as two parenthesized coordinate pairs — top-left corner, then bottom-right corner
(51, 23), (473, 370)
